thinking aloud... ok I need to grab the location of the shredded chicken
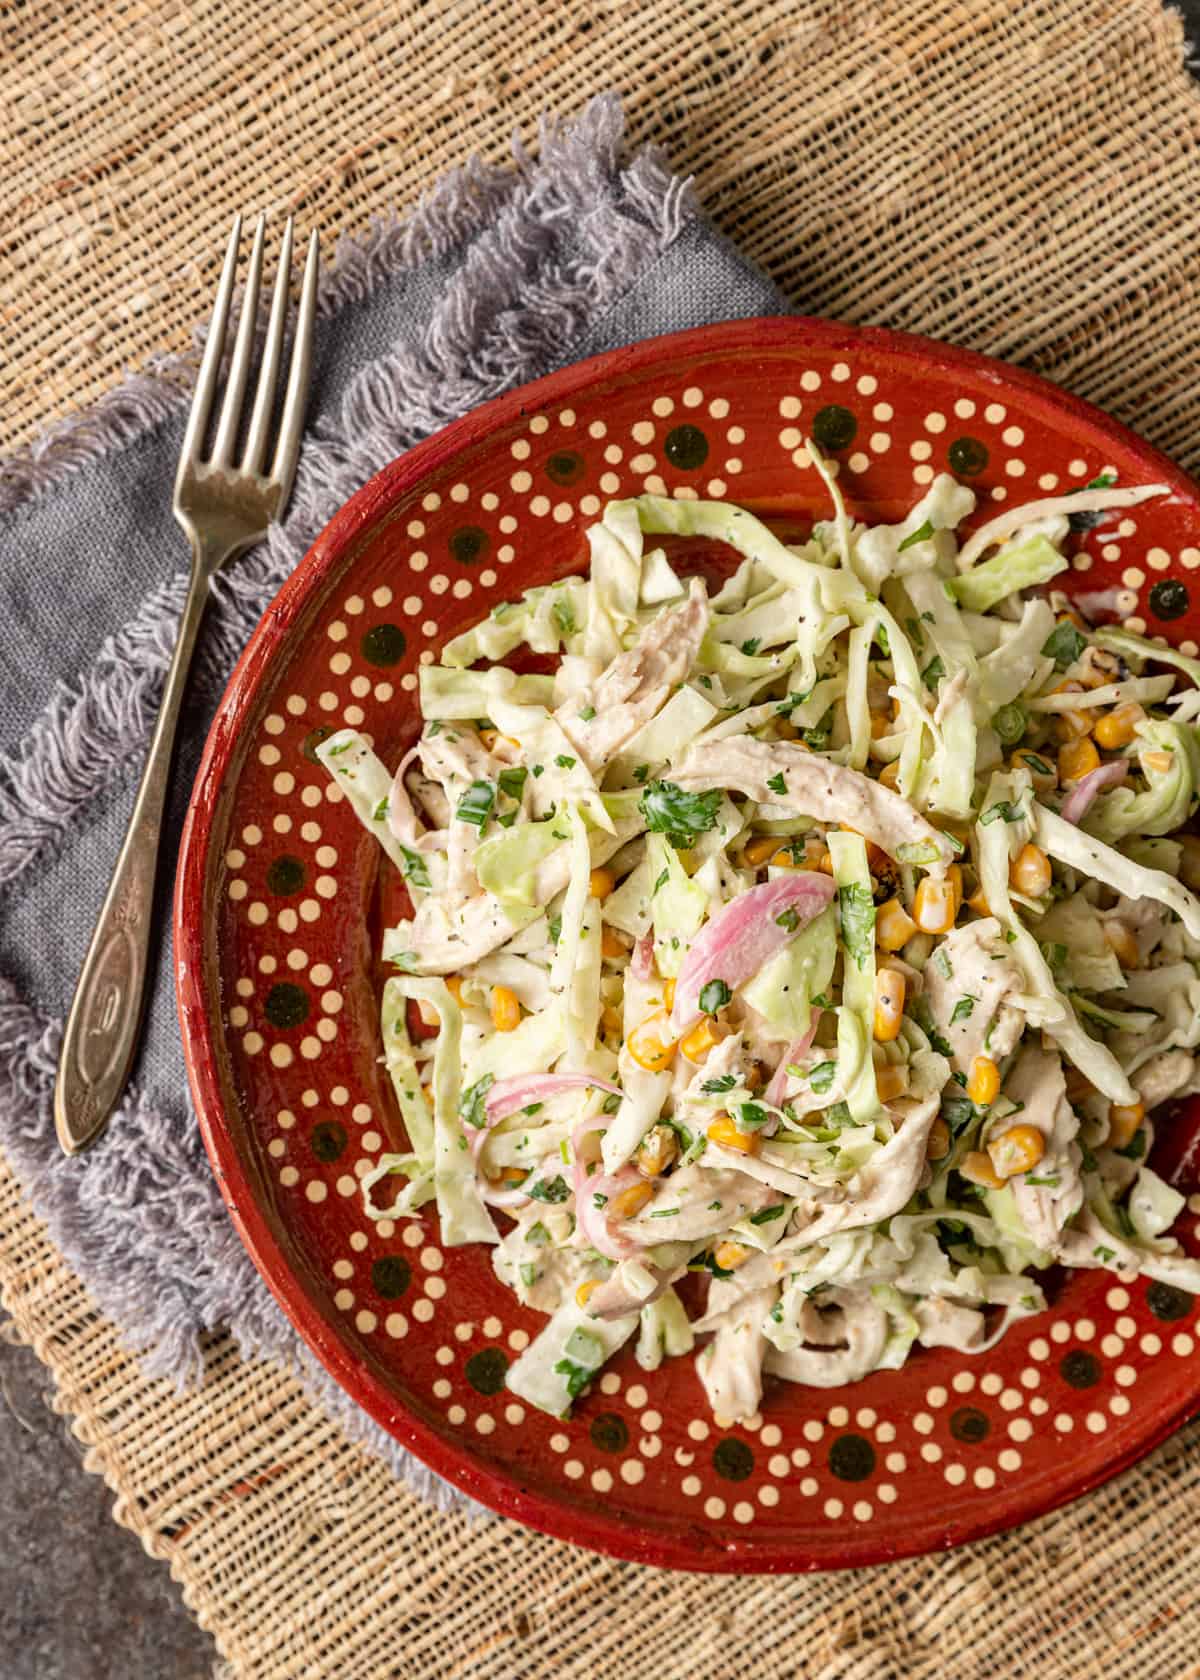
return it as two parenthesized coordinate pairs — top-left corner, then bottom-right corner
(670, 737), (958, 868)
(556, 578), (708, 770)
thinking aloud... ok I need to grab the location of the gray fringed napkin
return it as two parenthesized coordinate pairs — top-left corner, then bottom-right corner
(0, 94), (788, 1506)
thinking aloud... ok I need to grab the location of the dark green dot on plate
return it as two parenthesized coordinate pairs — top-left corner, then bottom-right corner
(810, 405), (857, 451)
(302, 724), (334, 762)
(827, 1433), (875, 1482)
(466, 1348), (509, 1396)
(449, 526), (489, 566)
(663, 424), (709, 470)
(309, 1120), (347, 1163)
(545, 450), (585, 486)
(361, 623), (407, 666)
(371, 1256), (412, 1299)
(263, 981), (310, 1030)
(949, 1406), (990, 1444)
(1060, 1350), (1101, 1389)
(589, 1412), (629, 1453)
(265, 854), (305, 896)
(948, 436), (989, 477)
(1148, 1281), (1194, 1321)
(1149, 579), (1189, 622)
(712, 1437), (754, 1481)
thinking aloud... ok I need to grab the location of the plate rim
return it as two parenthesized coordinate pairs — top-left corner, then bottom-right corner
(176, 312), (1200, 1573)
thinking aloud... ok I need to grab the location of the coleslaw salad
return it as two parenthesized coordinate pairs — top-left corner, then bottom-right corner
(318, 456), (1200, 1425)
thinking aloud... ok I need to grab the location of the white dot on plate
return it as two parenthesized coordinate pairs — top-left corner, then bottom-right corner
(943, 1464), (966, 1486)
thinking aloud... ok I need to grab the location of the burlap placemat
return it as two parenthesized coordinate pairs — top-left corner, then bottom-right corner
(7, 1), (1200, 1675)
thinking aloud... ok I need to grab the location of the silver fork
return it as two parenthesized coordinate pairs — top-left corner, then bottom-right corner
(54, 215), (319, 1156)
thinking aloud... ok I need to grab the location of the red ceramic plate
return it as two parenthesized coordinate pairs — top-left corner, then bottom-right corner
(177, 317), (1200, 1572)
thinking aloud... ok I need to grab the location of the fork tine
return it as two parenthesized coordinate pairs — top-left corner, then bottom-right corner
(210, 214), (266, 466)
(177, 216), (242, 476)
(269, 229), (319, 498)
(241, 217), (293, 476)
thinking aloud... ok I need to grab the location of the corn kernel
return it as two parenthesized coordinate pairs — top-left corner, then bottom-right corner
(601, 926), (630, 960)
(926, 1116), (951, 1161)
(775, 719), (800, 741)
(589, 867), (616, 900)
(946, 863), (964, 909)
(1181, 835), (1200, 891)
(478, 727), (500, 751)
(770, 844), (799, 870)
(817, 848), (835, 875)
(662, 977), (676, 1012)
(913, 875), (958, 934)
(876, 1063), (910, 1102)
(490, 985), (521, 1033)
(681, 1018), (724, 1062)
(1010, 843), (1052, 898)
(1094, 703), (1144, 750)
(1144, 750), (1175, 775)
(626, 1013), (678, 1072)
(444, 975), (466, 1004)
(1103, 921), (1140, 969)
(488, 1165), (529, 1187)
(967, 1055), (1000, 1107)
(1058, 736), (1100, 784)
(960, 1150), (1006, 1190)
(610, 1181), (654, 1220)
(421, 1083), (434, 1104)
(601, 1005), (624, 1036)
(1011, 748), (1057, 791)
(576, 1279), (601, 1308)
(987, 1123), (1046, 1178)
(1057, 608), (1086, 632)
(713, 1240), (751, 1271)
(635, 1124), (679, 1178)
(1065, 1066), (1094, 1105)
(878, 759), (902, 791)
(876, 897), (918, 953)
(1108, 1100), (1146, 1151)
(1078, 647), (1121, 688)
(706, 1114), (761, 1156)
(873, 968), (906, 1041)
(870, 710), (892, 739)
(966, 886), (991, 916)
(743, 835), (780, 868)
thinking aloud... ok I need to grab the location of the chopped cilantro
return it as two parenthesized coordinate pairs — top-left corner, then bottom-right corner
(921, 654), (946, 692)
(749, 1204), (786, 1224)
(950, 995), (976, 1026)
(1041, 621), (1088, 670)
(554, 754), (577, 770)
(552, 597), (576, 636)
(776, 905), (800, 932)
(458, 1073), (494, 1129)
(640, 781), (723, 845)
(578, 705), (596, 721)
(498, 766), (528, 800)
(527, 1175), (569, 1204)
(701, 1074), (736, 1094)
(741, 637), (762, 656)
(398, 845), (430, 889)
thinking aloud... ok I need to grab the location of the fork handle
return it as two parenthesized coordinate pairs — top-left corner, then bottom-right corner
(54, 539), (221, 1155)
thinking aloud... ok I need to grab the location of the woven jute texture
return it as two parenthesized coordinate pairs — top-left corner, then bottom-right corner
(7, 1), (1200, 1676)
